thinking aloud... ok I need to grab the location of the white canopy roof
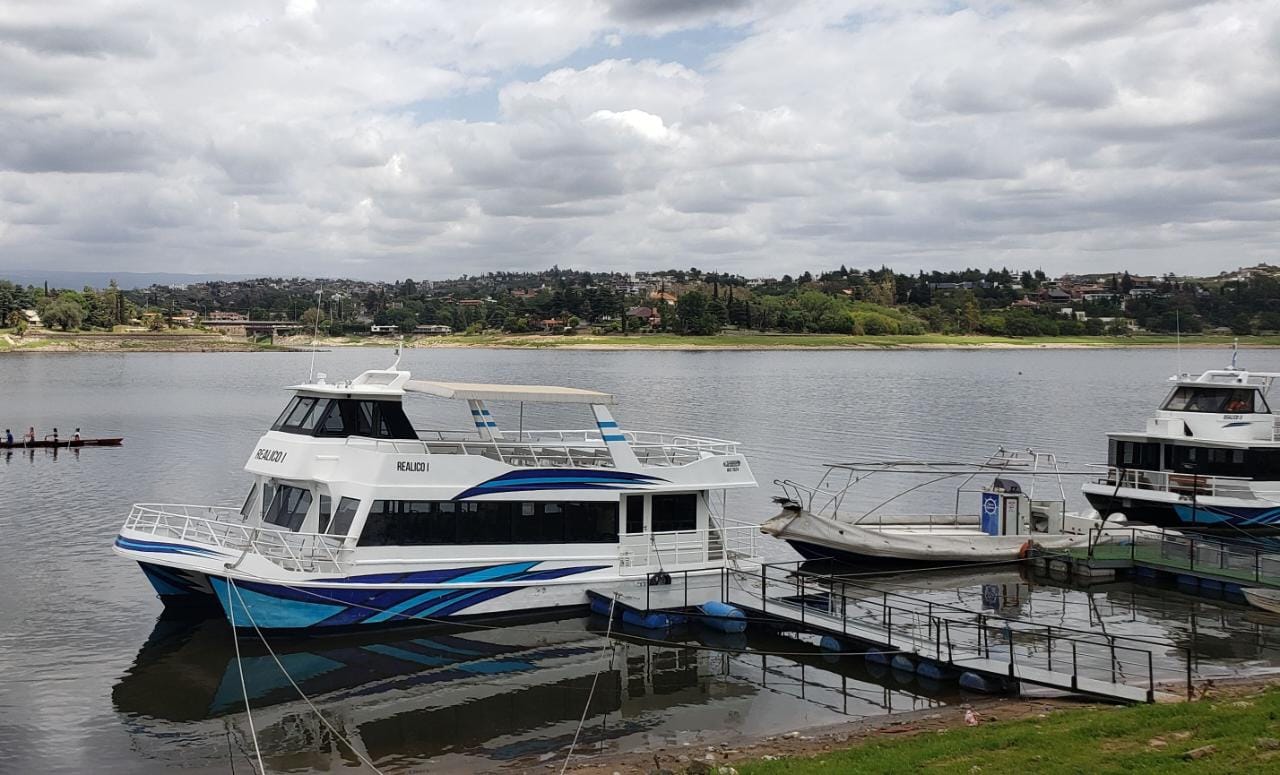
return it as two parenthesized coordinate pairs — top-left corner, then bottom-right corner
(405, 379), (615, 405)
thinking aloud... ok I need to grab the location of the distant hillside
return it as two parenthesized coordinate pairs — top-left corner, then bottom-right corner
(0, 270), (253, 290)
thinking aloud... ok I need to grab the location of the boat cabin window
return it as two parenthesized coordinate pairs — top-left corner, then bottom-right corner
(358, 500), (619, 546)
(1108, 440), (1161, 470)
(651, 493), (698, 533)
(1163, 386), (1267, 414)
(263, 485), (312, 532)
(1164, 445), (1248, 477)
(324, 497), (360, 536)
(272, 396), (416, 440)
(625, 495), (645, 534)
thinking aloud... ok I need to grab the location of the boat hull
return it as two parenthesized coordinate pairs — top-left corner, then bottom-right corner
(1083, 489), (1280, 534)
(760, 509), (1094, 567)
(120, 539), (718, 631)
(1243, 588), (1280, 614)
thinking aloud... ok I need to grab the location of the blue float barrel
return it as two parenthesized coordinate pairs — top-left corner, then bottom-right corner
(698, 601), (747, 633)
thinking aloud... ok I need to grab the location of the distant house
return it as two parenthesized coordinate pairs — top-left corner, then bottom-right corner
(370, 324), (398, 334)
(1011, 298), (1039, 309)
(648, 291), (678, 304)
(21, 309), (41, 326)
(456, 299), (486, 307)
(540, 318), (566, 331)
(206, 311), (247, 321)
(626, 306), (661, 327)
(414, 324), (452, 335)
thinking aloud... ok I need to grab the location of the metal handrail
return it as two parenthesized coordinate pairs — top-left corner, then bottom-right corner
(366, 428), (740, 468)
(1087, 526), (1280, 587)
(1092, 466), (1257, 498)
(618, 520), (761, 573)
(124, 504), (351, 572)
(735, 562), (1184, 701)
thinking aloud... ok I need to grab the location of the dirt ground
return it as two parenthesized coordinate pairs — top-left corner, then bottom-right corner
(500, 677), (1270, 775)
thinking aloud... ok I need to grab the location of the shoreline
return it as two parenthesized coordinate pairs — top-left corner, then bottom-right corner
(4, 331), (1280, 354)
(521, 675), (1279, 775)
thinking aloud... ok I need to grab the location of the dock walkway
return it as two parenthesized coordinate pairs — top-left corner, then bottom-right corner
(601, 561), (1189, 704)
(1054, 528), (1280, 591)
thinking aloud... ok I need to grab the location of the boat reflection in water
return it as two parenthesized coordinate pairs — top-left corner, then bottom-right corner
(113, 610), (951, 772)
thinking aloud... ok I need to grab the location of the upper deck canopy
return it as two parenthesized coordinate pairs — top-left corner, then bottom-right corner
(405, 379), (615, 405)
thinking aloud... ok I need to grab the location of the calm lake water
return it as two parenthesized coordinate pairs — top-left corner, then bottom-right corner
(2, 347), (1279, 773)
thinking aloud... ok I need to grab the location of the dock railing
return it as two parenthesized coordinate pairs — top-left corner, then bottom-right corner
(722, 560), (1192, 702)
(123, 504), (351, 573)
(1085, 526), (1280, 588)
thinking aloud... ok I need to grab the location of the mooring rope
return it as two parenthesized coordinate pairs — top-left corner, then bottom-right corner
(560, 594), (617, 775)
(227, 580), (266, 775)
(228, 578), (386, 775)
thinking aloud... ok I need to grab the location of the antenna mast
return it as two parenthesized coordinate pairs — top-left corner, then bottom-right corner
(1175, 310), (1182, 378)
(307, 285), (323, 383)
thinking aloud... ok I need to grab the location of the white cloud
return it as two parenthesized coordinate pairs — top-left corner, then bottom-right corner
(0, 0), (1277, 279)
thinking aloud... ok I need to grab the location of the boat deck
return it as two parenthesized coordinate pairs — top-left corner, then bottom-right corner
(351, 428), (742, 468)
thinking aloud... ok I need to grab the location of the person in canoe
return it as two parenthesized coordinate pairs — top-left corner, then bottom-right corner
(4, 429), (11, 446)
(23, 427), (35, 445)
(73, 428), (81, 443)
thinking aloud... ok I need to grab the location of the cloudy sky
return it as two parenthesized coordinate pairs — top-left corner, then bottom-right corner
(1, 0), (1277, 280)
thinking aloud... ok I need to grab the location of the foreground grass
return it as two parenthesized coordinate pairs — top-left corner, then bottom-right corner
(739, 688), (1280, 774)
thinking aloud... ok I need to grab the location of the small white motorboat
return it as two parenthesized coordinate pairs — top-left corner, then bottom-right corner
(1243, 587), (1280, 614)
(761, 449), (1134, 567)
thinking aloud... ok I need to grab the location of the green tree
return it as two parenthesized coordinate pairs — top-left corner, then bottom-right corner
(675, 291), (718, 335)
(43, 299), (84, 331)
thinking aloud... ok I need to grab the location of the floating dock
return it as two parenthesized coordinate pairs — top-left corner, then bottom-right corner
(1033, 528), (1280, 600)
(595, 562), (1190, 704)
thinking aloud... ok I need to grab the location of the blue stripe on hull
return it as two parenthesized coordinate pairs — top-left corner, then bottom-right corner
(454, 469), (667, 500)
(210, 561), (608, 629)
(1171, 504), (1280, 527)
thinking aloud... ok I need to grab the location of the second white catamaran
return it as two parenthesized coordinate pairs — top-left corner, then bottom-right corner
(114, 364), (761, 630)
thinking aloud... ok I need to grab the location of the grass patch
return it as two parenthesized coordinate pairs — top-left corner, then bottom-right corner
(739, 689), (1280, 774)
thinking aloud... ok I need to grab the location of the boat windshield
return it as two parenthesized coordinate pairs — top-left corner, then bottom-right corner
(272, 396), (417, 439)
(1162, 386), (1269, 414)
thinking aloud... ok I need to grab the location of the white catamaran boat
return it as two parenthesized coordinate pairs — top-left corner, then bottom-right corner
(113, 365), (760, 630)
(761, 449), (1123, 566)
(1081, 355), (1280, 533)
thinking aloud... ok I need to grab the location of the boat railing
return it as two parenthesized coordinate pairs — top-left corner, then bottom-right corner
(380, 428), (741, 468)
(1093, 466), (1257, 499)
(617, 519), (761, 574)
(124, 504), (351, 573)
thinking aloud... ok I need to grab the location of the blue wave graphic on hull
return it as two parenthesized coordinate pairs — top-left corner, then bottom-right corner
(116, 536), (227, 559)
(211, 561), (607, 629)
(454, 468), (667, 500)
(1173, 505), (1280, 526)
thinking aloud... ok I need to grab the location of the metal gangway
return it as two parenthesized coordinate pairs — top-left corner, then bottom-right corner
(721, 562), (1190, 704)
